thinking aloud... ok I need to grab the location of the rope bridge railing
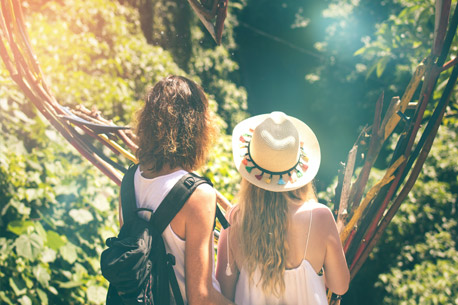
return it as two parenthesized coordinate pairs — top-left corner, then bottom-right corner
(1, 1), (457, 304)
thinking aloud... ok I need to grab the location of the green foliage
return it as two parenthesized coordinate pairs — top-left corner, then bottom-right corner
(0, 0), (241, 304)
(351, 0), (458, 121)
(0, 121), (118, 304)
(188, 0), (249, 132)
(378, 227), (458, 305)
(333, 126), (458, 305)
(3, 0), (455, 304)
(190, 43), (248, 132)
(315, 0), (458, 304)
(202, 133), (241, 202)
(373, 124), (458, 304)
(125, 0), (249, 132)
(0, 72), (123, 304)
(354, 1), (436, 79)
(25, 0), (182, 123)
(136, 0), (193, 68)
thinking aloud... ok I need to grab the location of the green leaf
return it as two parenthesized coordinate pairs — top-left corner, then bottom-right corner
(46, 230), (66, 251)
(376, 56), (390, 78)
(59, 243), (78, 264)
(87, 285), (106, 304)
(22, 275), (34, 289)
(74, 262), (89, 278)
(8, 199), (31, 216)
(57, 280), (85, 289)
(25, 188), (40, 202)
(18, 295), (32, 305)
(92, 193), (110, 212)
(25, 158), (43, 172)
(14, 233), (43, 261)
(0, 237), (14, 256)
(34, 222), (47, 241)
(69, 208), (94, 224)
(33, 265), (51, 287)
(36, 288), (48, 305)
(353, 46), (366, 56)
(366, 62), (378, 80)
(0, 291), (14, 305)
(47, 286), (58, 295)
(9, 277), (27, 296)
(7, 220), (34, 236)
(41, 248), (57, 263)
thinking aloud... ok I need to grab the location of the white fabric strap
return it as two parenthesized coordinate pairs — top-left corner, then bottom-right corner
(225, 209), (234, 276)
(303, 209), (313, 260)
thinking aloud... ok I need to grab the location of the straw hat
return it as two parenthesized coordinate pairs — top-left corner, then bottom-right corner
(232, 111), (320, 192)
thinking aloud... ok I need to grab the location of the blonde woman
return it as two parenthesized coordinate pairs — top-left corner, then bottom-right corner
(216, 112), (350, 304)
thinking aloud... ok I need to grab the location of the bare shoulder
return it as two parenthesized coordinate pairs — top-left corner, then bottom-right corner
(226, 205), (240, 223)
(311, 202), (333, 216)
(292, 201), (332, 227)
(307, 202), (336, 227)
(301, 201), (332, 214)
(182, 182), (216, 220)
(187, 182), (216, 205)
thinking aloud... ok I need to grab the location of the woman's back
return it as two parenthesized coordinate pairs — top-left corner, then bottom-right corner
(233, 200), (331, 305)
(285, 200), (350, 296)
(285, 200), (326, 272)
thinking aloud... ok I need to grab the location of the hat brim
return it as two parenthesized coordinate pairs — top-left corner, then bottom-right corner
(232, 113), (320, 192)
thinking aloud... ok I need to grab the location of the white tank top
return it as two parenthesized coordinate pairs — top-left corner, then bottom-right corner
(134, 167), (221, 304)
(234, 209), (328, 305)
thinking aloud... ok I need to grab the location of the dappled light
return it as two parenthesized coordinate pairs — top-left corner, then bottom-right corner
(1, 1), (457, 304)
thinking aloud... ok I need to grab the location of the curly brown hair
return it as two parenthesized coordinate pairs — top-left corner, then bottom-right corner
(135, 75), (218, 172)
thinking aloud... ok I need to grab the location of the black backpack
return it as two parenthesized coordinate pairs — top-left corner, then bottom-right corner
(100, 164), (229, 305)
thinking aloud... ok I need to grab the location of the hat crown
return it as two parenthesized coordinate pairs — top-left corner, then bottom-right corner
(251, 112), (300, 172)
(232, 111), (320, 192)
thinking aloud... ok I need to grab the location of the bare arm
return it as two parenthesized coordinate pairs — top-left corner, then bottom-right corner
(216, 220), (239, 301)
(184, 184), (235, 305)
(322, 207), (350, 295)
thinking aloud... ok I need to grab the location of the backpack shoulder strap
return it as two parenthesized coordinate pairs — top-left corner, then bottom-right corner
(151, 172), (210, 233)
(215, 204), (230, 229)
(120, 163), (139, 224)
(121, 167), (229, 231)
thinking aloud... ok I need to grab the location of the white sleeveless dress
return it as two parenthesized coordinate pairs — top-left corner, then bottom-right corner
(133, 167), (221, 304)
(234, 209), (328, 305)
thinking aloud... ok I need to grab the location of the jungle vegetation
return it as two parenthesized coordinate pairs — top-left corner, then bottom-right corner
(0, 0), (456, 304)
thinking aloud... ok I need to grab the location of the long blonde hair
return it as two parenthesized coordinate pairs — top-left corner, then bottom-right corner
(234, 178), (316, 297)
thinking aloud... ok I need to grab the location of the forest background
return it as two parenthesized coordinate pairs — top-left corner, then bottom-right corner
(0, 0), (457, 304)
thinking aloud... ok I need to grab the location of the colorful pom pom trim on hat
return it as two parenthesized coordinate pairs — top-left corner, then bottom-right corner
(238, 129), (310, 186)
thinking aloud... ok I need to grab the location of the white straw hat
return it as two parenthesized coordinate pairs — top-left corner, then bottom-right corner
(232, 111), (320, 192)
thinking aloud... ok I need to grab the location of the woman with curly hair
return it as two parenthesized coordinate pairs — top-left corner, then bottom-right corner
(123, 75), (234, 305)
(216, 111), (350, 304)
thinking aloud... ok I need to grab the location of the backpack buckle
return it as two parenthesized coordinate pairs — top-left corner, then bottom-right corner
(105, 237), (116, 247)
(167, 253), (176, 266)
(184, 176), (195, 189)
